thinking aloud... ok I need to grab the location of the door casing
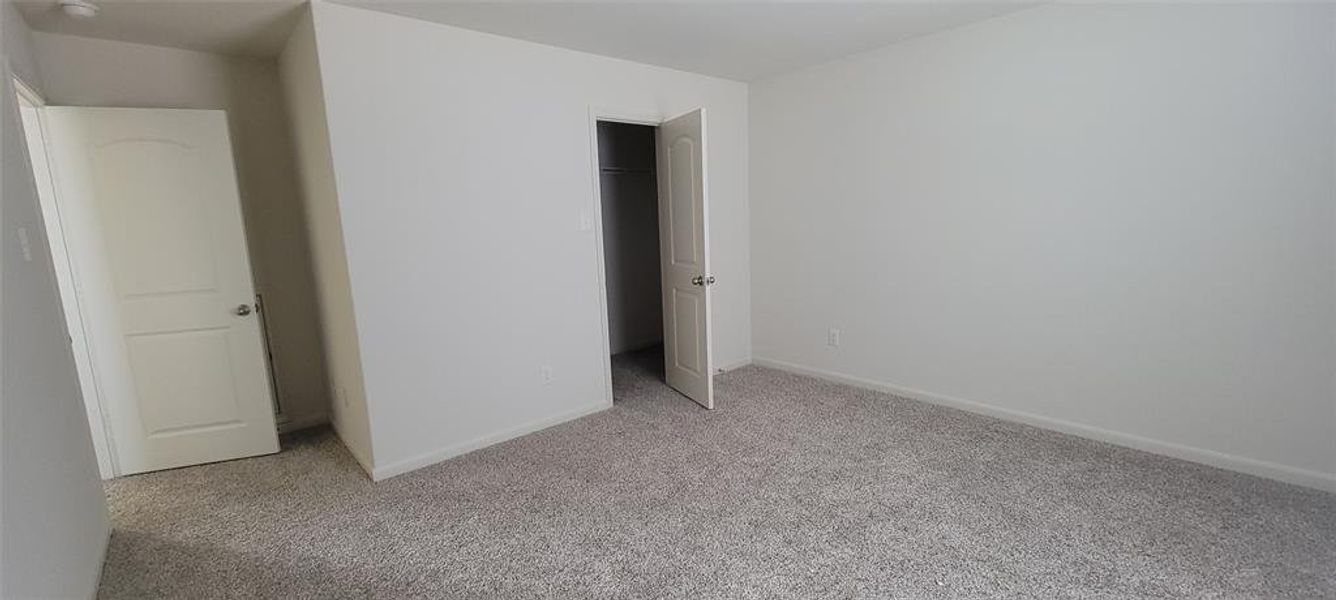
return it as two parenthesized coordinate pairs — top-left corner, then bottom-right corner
(587, 106), (714, 409)
(13, 77), (118, 478)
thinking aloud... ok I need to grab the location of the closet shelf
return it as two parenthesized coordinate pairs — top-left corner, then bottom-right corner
(600, 167), (654, 174)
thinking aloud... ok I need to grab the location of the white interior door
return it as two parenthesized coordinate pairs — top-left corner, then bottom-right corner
(43, 107), (278, 475)
(656, 109), (713, 409)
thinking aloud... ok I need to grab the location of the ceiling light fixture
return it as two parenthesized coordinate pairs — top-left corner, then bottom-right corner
(58, 0), (99, 19)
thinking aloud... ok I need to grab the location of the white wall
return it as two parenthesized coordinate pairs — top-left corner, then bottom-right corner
(31, 32), (331, 429)
(278, 9), (375, 470)
(598, 122), (663, 354)
(2, 2), (39, 90)
(308, 2), (750, 478)
(1, 4), (110, 597)
(751, 3), (1336, 490)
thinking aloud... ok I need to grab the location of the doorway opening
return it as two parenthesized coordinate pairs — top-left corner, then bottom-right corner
(593, 109), (714, 409)
(13, 79), (283, 478)
(14, 77), (116, 478)
(596, 121), (668, 399)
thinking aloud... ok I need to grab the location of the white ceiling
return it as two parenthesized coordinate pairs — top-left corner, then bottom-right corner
(16, 0), (306, 58)
(15, 1), (1039, 79)
(347, 1), (1039, 81)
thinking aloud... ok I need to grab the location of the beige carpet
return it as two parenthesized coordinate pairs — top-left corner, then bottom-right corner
(98, 349), (1336, 599)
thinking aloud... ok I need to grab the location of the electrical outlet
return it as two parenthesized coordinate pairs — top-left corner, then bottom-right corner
(827, 328), (841, 348)
(540, 366), (554, 385)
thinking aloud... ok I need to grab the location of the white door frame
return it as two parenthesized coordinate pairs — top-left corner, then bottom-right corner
(13, 77), (118, 478)
(587, 106), (714, 408)
(587, 107), (662, 409)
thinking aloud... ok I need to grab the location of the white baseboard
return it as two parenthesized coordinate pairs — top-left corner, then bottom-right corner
(330, 420), (376, 480)
(276, 413), (329, 434)
(86, 523), (111, 600)
(752, 357), (1336, 493)
(715, 357), (753, 373)
(611, 339), (665, 355)
(371, 401), (611, 481)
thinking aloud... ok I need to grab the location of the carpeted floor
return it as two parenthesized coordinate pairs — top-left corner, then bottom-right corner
(99, 348), (1336, 599)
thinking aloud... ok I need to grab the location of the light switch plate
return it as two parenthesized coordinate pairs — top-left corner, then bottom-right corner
(17, 227), (32, 262)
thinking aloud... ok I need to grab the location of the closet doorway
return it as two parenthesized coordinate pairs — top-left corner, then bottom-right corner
(592, 110), (715, 409)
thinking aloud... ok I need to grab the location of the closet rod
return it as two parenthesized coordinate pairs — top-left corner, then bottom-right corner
(599, 167), (654, 174)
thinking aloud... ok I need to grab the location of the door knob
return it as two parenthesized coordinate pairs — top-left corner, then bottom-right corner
(235, 304), (253, 316)
(691, 275), (716, 287)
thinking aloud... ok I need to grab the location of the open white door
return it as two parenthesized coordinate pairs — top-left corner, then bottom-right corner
(656, 109), (714, 409)
(43, 107), (279, 475)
